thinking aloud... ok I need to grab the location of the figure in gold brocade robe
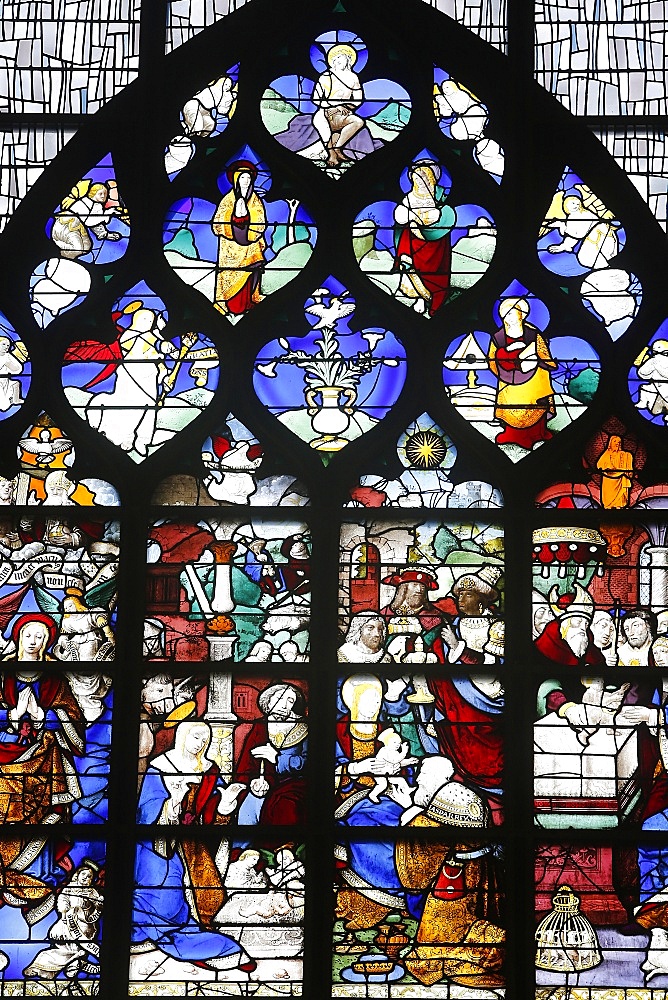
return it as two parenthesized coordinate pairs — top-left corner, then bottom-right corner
(488, 297), (556, 449)
(0, 672), (85, 824)
(0, 672), (87, 922)
(395, 781), (505, 988)
(213, 161), (267, 316)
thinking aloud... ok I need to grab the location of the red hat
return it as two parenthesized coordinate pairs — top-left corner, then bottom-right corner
(10, 613), (58, 650)
(382, 567), (438, 590)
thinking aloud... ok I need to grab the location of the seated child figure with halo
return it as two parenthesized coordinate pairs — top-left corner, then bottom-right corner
(368, 726), (418, 803)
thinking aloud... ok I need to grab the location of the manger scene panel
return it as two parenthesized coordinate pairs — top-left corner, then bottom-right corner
(130, 836), (305, 995)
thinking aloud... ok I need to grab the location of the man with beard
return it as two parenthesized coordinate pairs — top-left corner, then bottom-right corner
(380, 567), (451, 662)
(236, 682), (307, 826)
(617, 609), (656, 666)
(532, 591), (554, 640)
(534, 584), (605, 668)
(337, 612), (392, 663)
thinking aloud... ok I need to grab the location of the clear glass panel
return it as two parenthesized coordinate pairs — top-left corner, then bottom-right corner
(0, 2), (140, 113)
(0, 128), (76, 234)
(534, 0), (668, 115)
(595, 128), (668, 234)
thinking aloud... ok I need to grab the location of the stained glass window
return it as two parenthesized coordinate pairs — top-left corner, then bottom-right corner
(0, 0), (667, 996)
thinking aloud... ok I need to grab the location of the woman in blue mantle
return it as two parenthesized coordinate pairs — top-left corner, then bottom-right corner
(132, 721), (254, 978)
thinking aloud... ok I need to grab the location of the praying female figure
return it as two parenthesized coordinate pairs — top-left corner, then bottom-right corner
(393, 159), (455, 316)
(133, 721), (253, 978)
(2, 614), (57, 662)
(0, 655), (86, 825)
(596, 434), (634, 508)
(213, 161), (267, 316)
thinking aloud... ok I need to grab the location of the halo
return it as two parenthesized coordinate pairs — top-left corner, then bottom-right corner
(163, 700), (197, 727)
(409, 159), (441, 184)
(327, 43), (358, 68)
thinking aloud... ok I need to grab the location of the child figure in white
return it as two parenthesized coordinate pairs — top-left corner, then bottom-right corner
(368, 727), (418, 803)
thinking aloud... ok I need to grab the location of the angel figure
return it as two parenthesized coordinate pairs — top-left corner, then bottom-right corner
(540, 183), (620, 270)
(52, 586), (115, 662)
(51, 179), (124, 259)
(0, 336), (26, 412)
(433, 78), (488, 141)
(18, 427), (73, 469)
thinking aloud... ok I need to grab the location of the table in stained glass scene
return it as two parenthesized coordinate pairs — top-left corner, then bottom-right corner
(534, 691), (640, 830)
